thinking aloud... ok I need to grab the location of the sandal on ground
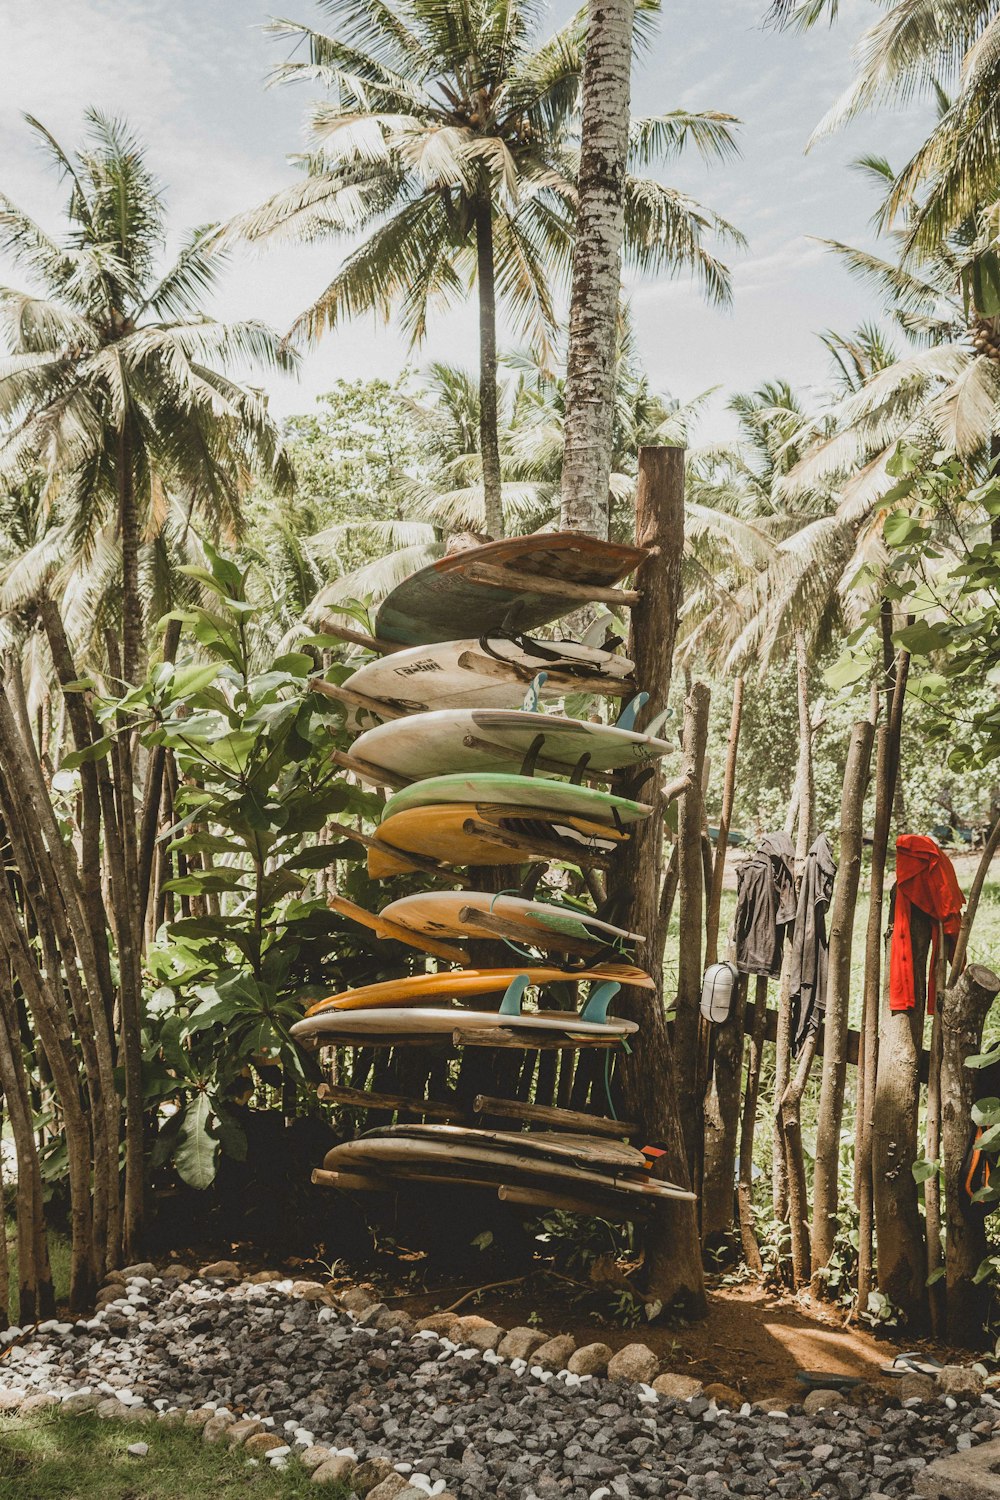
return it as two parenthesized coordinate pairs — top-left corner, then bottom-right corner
(880, 1353), (945, 1377)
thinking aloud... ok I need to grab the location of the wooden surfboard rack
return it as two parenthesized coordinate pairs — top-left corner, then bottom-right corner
(318, 1082), (467, 1122)
(455, 649), (636, 699)
(461, 817), (616, 871)
(463, 561), (641, 608)
(472, 1095), (638, 1139)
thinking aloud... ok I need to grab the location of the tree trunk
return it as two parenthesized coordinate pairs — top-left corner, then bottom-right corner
(675, 681), (710, 1180)
(0, 966), (53, 1323)
(474, 197), (504, 540)
(940, 964), (1000, 1347)
(608, 445), (705, 1316)
(560, 0), (634, 536)
(857, 646), (909, 1311)
(705, 679), (743, 968)
(873, 896), (930, 1330)
(810, 719), (875, 1291)
(117, 424), (144, 686)
(737, 974), (768, 1272)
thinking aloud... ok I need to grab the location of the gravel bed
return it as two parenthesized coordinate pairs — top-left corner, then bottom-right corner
(0, 1268), (997, 1499)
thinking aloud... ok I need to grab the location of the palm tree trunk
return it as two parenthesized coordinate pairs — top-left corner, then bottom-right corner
(474, 198), (504, 540)
(560, 0), (634, 537)
(117, 424), (144, 685)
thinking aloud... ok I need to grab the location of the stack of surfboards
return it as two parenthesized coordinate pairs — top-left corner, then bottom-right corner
(300, 533), (680, 1212)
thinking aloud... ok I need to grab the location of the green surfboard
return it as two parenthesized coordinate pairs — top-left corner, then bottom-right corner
(382, 773), (652, 826)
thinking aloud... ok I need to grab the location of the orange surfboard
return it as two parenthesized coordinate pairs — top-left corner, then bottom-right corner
(305, 963), (654, 1017)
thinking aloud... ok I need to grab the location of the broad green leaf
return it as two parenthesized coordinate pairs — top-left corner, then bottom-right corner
(173, 1093), (219, 1189)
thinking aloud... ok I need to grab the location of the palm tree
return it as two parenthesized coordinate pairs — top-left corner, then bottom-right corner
(226, 0), (741, 539)
(0, 112), (295, 683)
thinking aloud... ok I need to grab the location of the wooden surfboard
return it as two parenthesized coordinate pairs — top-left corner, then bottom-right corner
(363, 1124), (647, 1172)
(352, 708), (675, 779)
(343, 636), (635, 714)
(381, 775), (651, 825)
(322, 1136), (693, 1201)
(367, 803), (630, 879)
(305, 963), (653, 1017)
(373, 533), (647, 647)
(378, 891), (643, 951)
(291, 1005), (639, 1042)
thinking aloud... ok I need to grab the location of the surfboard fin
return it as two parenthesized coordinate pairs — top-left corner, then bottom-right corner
(499, 974), (531, 1017)
(522, 672), (548, 713)
(616, 692), (649, 733)
(580, 981), (620, 1025)
(570, 752), (592, 786)
(643, 706), (672, 740)
(519, 732), (546, 778)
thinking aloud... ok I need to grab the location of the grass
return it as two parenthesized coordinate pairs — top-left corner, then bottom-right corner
(0, 1410), (353, 1500)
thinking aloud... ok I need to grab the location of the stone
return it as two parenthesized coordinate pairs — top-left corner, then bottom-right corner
(652, 1373), (704, 1401)
(312, 1455), (357, 1485)
(463, 1323), (504, 1352)
(606, 1344), (659, 1385)
(498, 1326), (547, 1361)
(452, 1314), (499, 1339)
(290, 1280), (329, 1302)
(121, 1262), (158, 1281)
(353, 1457), (399, 1495)
(415, 1313), (458, 1338)
(915, 1438), (1000, 1498)
(19, 1392), (59, 1414)
(245, 1431), (287, 1457)
(938, 1365), (986, 1398)
(203, 1411), (236, 1443)
(703, 1382), (742, 1409)
(199, 1259), (240, 1279)
(122, 1406), (155, 1425)
(366, 1477), (410, 1500)
(568, 1342), (613, 1377)
(127, 1442), (149, 1458)
(340, 1285), (378, 1313)
(226, 1418), (264, 1446)
(0, 1390), (26, 1413)
(900, 1372), (937, 1402)
(356, 1303), (389, 1327)
(803, 1388), (854, 1414)
(161, 1264), (194, 1281)
(248, 1270), (283, 1284)
(97, 1398), (127, 1419)
(95, 1286), (123, 1308)
(61, 1392), (102, 1414)
(184, 1408), (216, 1429)
(532, 1333), (577, 1369)
(299, 1446), (332, 1472)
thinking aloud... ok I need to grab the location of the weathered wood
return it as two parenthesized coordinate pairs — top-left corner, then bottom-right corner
(704, 677), (743, 969)
(317, 1082), (467, 1122)
(606, 444), (706, 1316)
(461, 731), (615, 785)
(675, 681), (710, 1179)
(472, 1094), (638, 1138)
(328, 895), (470, 965)
(310, 676), (407, 721)
(810, 719), (875, 1292)
(457, 903), (608, 957)
(456, 649), (636, 698)
(940, 964), (1000, 1346)
(460, 817), (614, 870)
(701, 972), (747, 1250)
(326, 819), (471, 885)
(463, 560), (641, 606)
(738, 975), (768, 1272)
(329, 748), (411, 791)
(454, 1027), (618, 1051)
(318, 618), (404, 655)
(312, 1167), (394, 1192)
(497, 1183), (649, 1220)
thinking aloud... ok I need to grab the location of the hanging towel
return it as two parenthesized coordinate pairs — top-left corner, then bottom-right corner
(789, 833), (837, 1054)
(889, 833), (964, 1013)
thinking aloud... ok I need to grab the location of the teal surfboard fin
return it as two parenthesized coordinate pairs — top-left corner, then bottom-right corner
(580, 981), (620, 1025)
(499, 973), (531, 1017)
(616, 692), (649, 733)
(523, 672), (548, 713)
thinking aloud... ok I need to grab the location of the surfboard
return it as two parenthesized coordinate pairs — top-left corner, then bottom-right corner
(322, 1136), (693, 1201)
(363, 1124), (647, 1172)
(374, 533), (647, 647)
(367, 803), (630, 879)
(380, 775), (651, 826)
(343, 636), (636, 714)
(304, 963), (653, 1017)
(352, 708), (675, 780)
(378, 891), (643, 952)
(291, 1005), (639, 1042)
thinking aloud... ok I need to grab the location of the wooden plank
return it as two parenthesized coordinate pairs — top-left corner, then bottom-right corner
(326, 819), (471, 886)
(318, 619), (404, 655)
(329, 895), (470, 965)
(497, 1183), (649, 1220)
(464, 561), (641, 607)
(457, 904), (607, 958)
(741, 999), (930, 1084)
(317, 1082), (467, 1121)
(461, 817), (615, 871)
(456, 649), (636, 699)
(461, 731), (615, 786)
(472, 1094), (638, 1138)
(329, 748), (412, 791)
(310, 677), (407, 721)
(312, 1167), (393, 1192)
(455, 1026), (618, 1051)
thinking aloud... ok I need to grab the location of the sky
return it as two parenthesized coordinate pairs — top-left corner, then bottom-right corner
(0, 0), (936, 444)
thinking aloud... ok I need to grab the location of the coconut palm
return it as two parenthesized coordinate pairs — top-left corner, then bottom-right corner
(226, 0), (742, 539)
(0, 111), (295, 682)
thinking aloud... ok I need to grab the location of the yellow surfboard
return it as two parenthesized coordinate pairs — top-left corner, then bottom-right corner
(368, 803), (628, 879)
(305, 962), (654, 1017)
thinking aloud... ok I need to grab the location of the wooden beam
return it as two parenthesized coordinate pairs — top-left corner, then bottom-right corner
(310, 676), (406, 721)
(455, 1026), (618, 1050)
(328, 895), (470, 964)
(741, 999), (930, 1084)
(325, 820), (470, 886)
(317, 1082), (468, 1121)
(464, 561), (641, 607)
(456, 649), (636, 699)
(312, 1167), (394, 1192)
(457, 903), (609, 957)
(461, 731), (616, 786)
(473, 1094), (638, 1138)
(329, 748), (411, 790)
(461, 817), (615, 870)
(497, 1183), (649, 1220)
(317, 619), (403, 655)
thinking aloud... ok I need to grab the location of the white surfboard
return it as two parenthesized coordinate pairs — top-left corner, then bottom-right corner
(291, 1004), (637, 1044)
(344, 636), (635, 714)
(352, 708), (675, 780)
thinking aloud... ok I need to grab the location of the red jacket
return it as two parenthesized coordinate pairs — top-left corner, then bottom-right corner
(889, 834), (964, 1013)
